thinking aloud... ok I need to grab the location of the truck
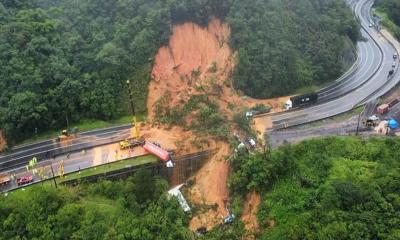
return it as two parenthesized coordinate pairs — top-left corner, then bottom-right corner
(119, 138), (145, 150)
(0, 175), (10, 187)
(143, 142), (174, 167)
(377, 103), (390, 115)
(285, 92), (318, 110)
(17, 176), (33, 186)
(388, 98), (399, 108)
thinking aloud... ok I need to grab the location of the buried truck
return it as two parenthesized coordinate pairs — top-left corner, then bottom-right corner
(285, 92), (318, 110)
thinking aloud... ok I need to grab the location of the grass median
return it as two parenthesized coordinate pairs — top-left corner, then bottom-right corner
(59, 155), (158, 182)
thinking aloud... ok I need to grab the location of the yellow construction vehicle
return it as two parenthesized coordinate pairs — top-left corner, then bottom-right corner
(363, 115), (379, 128)
(119, 138), (145, 150)
(57, 127), (78, 142)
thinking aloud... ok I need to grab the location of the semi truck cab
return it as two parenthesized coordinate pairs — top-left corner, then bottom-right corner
(285, 100), (293, 110)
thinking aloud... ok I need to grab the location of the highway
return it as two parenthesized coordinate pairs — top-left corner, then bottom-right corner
(263, 0), (400, 130)
(0, 124), (131, 172)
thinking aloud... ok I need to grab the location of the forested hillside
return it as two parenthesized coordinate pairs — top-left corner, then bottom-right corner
(229, 137), (400, 239)
(228, 0), (359, 98)
(3, 137), (400, 239)
(0, 0), (359, 142)
(0, 171), (192, 239)
(375, 0), (400, 39)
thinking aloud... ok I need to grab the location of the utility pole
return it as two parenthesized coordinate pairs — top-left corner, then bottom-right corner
(356, 112), (361, 136)
(50, 164), (58, 189)
(126, 80), (140, 139)
(66, 114), (69, 130)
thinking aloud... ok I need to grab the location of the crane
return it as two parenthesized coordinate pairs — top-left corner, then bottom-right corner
(126, 80), (140, 140)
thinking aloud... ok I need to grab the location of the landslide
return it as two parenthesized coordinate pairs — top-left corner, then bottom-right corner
(147, 18), (286, 121)
(146, 18), (286, 231)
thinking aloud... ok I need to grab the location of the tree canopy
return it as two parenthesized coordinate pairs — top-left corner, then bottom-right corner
(375, 0), (400, 39)
(0, 171), (192, 240)
(229, 137), (400, 239)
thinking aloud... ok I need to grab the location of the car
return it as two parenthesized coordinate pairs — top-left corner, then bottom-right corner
(223, 214), (235, 224)
(394, 53), (398, 59)
(17, 176), (33, 186)
(393, 62), (397, 68)
(369, 23), (373, 28)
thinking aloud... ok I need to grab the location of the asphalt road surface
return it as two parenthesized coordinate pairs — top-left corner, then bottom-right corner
(0, 125), (131, 172)
(259, 0), (400, 130)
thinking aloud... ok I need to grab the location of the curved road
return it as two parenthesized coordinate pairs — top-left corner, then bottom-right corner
(265, 0), (399, 130)
(317, 0), (379, 102)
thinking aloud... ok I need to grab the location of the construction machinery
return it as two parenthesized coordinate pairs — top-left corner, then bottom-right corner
(126, 80), (141, 140)
(363, 115), (380, 128)
(119, 138), (145, 150)
(57, 127), (78, 142)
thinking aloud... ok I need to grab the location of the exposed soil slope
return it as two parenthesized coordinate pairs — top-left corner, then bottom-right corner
(147, 18), (287, 121)
(146, 18), (287, 231)
(188, 141), (230, 230)
(241, 191), (261, 232)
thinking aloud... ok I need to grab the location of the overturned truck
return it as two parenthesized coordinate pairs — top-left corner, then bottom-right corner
(143, 142), (175, 168)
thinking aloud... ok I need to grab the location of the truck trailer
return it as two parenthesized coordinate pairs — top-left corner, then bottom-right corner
(143, 142), (174, 168)
(0, 175), (10, 187)
(285, 93), (318, 110)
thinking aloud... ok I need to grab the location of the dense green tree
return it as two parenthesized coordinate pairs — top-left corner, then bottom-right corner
(228, 137), (400, 239)
(0, 172), (191, 240)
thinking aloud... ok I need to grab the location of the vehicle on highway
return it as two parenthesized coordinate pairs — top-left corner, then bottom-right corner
(17, 176), (33, 186)
(394, 53), (398, 59)
(369, 23), (373, 28)
(392, 62), (396, 68)
(0, 175), (10, 187)
(389, 69), (394, 76)
(285, 93), (318, 110)
(119, 138), (145, 150)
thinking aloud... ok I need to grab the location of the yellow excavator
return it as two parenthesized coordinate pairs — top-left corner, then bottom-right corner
(57, 127), (78, 142)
